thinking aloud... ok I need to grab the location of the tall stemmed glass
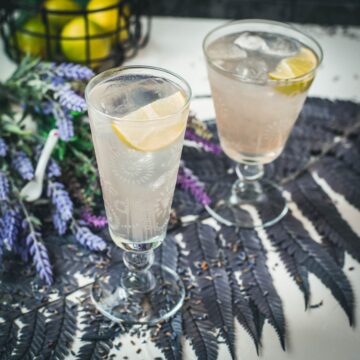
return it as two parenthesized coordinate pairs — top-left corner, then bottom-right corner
(85, 66), (191, 324)
(203, 20), (323, 228)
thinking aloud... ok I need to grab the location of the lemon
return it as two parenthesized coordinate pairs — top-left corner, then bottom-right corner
(60, 17), (111, 68)
(87, 0), (130, 32)
(44, 0), (81, 29)
(16, 16), (56, 57)
(111, 92), (187, 152)
(269, 47), (318, 95)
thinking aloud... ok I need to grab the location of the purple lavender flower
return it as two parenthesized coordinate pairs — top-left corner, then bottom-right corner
(3, 209), (21, 250)
(48, 182), (73, 221)
(0, 172), (9, 201)
(11, 151), (34, 180)
(47, 159), (61, 179)
(73, 225), (106, 251)
(185, 129), (222, 155)
(177, 164), (211, 206)
(42, 101), (54, 115)
(52, 211), (67, 236)
(55, 88), (87, 113)
(26, 232), (53, 285)
(55, 63), (94, 81)
(53, 106), (74, 141)
(0, 218), (4, 260)
(81, 211), (108, 229)
(0, 138), (8, 157)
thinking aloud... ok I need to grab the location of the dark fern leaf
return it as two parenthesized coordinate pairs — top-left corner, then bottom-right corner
(277, 247), (311, 308)
(183, 223), (235, 358)
(44, 299), (77, 360)
(332, 137), (360, 175)
(153, 314), (183, 360)
(0, 320), (18, 359)
(219, 226), (285, 350)
(321, 237), (345, 268)
(11, 309), (47, 360)
(77, 300), (115, 360)
(238, 230), (286, 350)
(315, 156), (360, 210)
(156, 233), (179, 271)
(267, 212), (354, 325)
(230, 272), (260, 353)
(287, 172), (360, 263)
(152, 234), (183, 360)
(180, 255), (218, 360)
(249, 299), (265, 344)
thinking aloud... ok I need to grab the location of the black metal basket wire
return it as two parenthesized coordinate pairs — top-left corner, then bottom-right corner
(0, 0), (151, 70)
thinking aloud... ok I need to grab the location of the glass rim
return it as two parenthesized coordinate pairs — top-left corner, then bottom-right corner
(202, 19), (324, 86)
(85, 65), (192, 123)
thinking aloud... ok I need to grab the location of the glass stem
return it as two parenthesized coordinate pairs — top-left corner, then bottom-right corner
(121, 250), (156, 294)
(232, 164), (264, 201)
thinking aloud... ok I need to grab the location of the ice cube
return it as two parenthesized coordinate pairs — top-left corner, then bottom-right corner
(235, 58), (268, 83)
(264, 34), (299, 57)
(207, 40), (247, 61)
(234, 32), (268, 52)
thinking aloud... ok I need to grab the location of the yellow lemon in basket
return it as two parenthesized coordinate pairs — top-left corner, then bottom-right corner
(16, 16), (56, 58)
(44, 0), (81, 29)
(60, 17), (111, 68)
(87, 0), (130, 38)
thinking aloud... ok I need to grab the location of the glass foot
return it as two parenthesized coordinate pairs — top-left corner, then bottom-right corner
(91, 263), (185, 325)
(206, 178), (288, 228)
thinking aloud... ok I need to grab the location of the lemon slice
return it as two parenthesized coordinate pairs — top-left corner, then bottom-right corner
(111, 91), (187, 152)
(269, 47), (318, 96)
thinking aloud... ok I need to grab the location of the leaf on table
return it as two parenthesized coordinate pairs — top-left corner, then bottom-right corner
(287, 172), (360, 264)
(182, 284), (219, 360)
(315, 156), (360, 211)
(10, 309), (46, 360)
(155, 233), (179, 271)
(77, 298), (117, 360)
(230, 271), (261, 353)
(43, 299), (77, 359)
(182, 223), (235, 358)
(277, 246), (311, 308)
(233, 230), (286, 350)
(152, 314), (183, 360)
(267, 212), (354, 325)
(0, 320), (19, 359)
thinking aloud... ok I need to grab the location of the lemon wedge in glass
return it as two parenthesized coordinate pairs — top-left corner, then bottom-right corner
(111, 91), (187, 152)
(269, 47), (318, 95)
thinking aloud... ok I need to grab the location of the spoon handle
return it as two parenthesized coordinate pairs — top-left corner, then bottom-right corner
(35, 129), (60, 179)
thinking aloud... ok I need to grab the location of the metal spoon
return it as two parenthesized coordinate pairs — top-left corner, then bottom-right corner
(21, 129), (60, 202)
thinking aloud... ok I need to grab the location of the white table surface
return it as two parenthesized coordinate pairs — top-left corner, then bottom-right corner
(1, 16), (360, 360)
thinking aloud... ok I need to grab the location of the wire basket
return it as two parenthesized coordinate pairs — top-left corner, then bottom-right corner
(0, 0), (151, 70)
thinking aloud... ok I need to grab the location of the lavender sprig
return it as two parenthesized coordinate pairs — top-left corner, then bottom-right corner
(0, 218), (4, 260)
(26, 231), (53, 285)
(185, 129), (222, 155)
(11, 151), (34, 180)
(0, 172), (9, 201)
(47, 159), (61, 179)
(72, 224), (106, 251)
(54, 63), (94, 81)
(0, 138), (8, 157)
(52, 211), (67, 236)
(2, 209), (21, 249)
(53, 106), (74, 141)
(55, 88), (87, 113)
(48, 181), (73, 221)
(177, 164), (211, 206)
(81, 211), (108, 229)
